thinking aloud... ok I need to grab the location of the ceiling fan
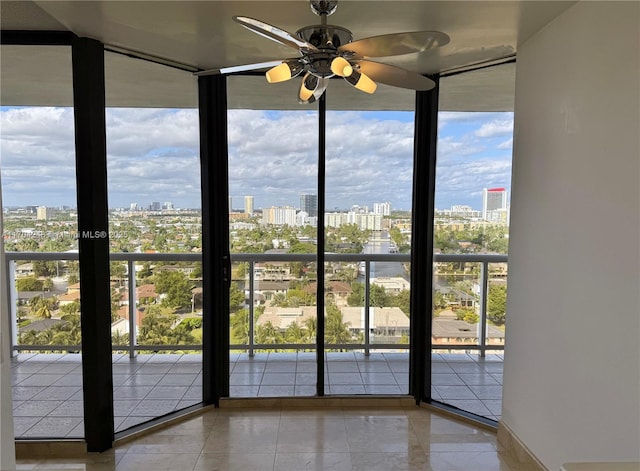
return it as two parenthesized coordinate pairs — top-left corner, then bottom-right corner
(195, 0), (449, 104)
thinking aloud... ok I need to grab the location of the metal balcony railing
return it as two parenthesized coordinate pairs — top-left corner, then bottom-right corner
(4, 251), (507, 358)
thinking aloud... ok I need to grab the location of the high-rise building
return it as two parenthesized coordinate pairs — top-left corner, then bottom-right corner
(482, 188), (508, 222)
(262, 206), (297, 226)
(150, 201), (161, 211)
(228, 197), (233, 212)
(244, 195), (254, 215)
(300, 194), (318, 217)
(373, 202), (391, 216)
(36, 206), (53, 220)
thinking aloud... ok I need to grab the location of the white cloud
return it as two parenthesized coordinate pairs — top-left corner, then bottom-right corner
(1, 106), (513, 212)
(474, 118), (514, 138)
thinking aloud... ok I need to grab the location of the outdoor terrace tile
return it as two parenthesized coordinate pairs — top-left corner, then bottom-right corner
(117, 416), (156, 431)
(182, 386), (203, 400)
(51, 374), (83, 387)
(329, 385), (366, 395)
(364, 385), (403, 394)
(129, 400), (180, 417)
(294, 373), (316, 385)
(258, 385), (296, 396)
(12, 417), (41, 436)
(432, 374), (466, 386)
(230, 372), (264, 386)
(146, 386), (189, 400)
(157, 373), (198, 386)
(13, 400), (64, 417)
(229, 385), (259, 397)
(15, 374), (65, 387)
(12, 386), (46, 401)
(327, 361), (360, 373)
(264, 362), (297, 373)
(468, 385), (503, 400)
(294, 385), (317, 396)
(261, 373), (296, 385)
(456, 373), (499, 385)
(434, 386), (477, 400)
(48, 400), (84, 416)
(359, 372), (397, 385)
(231, 362), (266, 373)
(445, 399), (492, 417)
(31, 386), (81, 401)
(328, 372), (362, 385)
(113, 386), (153, 399)
(19, 417), (82, 437)
(114, 399), (142, 416)
(121, 374), (165, 386)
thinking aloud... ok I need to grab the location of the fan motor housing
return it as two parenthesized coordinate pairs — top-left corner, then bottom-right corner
(296, 25), (353, 50)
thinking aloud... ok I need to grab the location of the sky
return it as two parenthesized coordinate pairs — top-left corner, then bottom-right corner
(0, 106), (513, 212)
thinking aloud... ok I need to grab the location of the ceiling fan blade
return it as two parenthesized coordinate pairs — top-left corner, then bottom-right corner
(339, 31), (449, 58)
(234, 16), (319, 52)
(354, 60), (435, 91)
(194, 60), (286, 77)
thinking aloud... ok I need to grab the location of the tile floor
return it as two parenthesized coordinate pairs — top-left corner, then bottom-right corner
(11, 350), (503, 438)
(15, 406), (520, 471)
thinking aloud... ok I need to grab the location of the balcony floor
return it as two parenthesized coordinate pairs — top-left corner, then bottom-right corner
(11, 351), (502, 438)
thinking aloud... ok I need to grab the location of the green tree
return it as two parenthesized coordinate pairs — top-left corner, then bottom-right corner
(456, 308), (480, 324)
(347, 282), (388, 308)
(325, 303), (353, 348)
(231, 308), (250, 345)
(255, 321), (282, 345)
(487, 284), (507, 325)
(284, 322), (307, 344)
(16, 277), (44, 291)
(137, 306), (176, 345)
(229, 283), (245, 312)
(154, 270), (191, 309)
(33, 260), (56, 277)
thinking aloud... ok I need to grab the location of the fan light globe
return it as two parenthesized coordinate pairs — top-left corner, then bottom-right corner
(330, 57), (353, 77)
(345, 70), (377, 94)
(299, 73), (318, 102)
(266, 62), (302, 83)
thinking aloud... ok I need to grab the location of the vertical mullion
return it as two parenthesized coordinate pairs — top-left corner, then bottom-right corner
(316, 93), (326, 396)
(409, 76), (439, 403)
(72, 37), (114, 452)
(198, 75), (230, 404)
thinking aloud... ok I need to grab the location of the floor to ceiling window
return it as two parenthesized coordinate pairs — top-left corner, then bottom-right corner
(227, 76), (319, 397)
(104, 52), (202, 431)
(431, 66), (513, 421)
(325, 81), (415, 394)
(1, 45), (85, 438)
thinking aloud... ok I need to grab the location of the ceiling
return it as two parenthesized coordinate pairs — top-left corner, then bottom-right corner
(0, 1), (575, 111)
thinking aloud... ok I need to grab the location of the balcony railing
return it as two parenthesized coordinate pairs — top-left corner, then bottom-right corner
(4, 251), (507, 358)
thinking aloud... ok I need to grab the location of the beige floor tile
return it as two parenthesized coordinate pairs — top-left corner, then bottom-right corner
(427, 451), (515, 471)
(350, 451), (434, 471)
(125, 434), (207, 454)
(274, 452), (353, 471)
(194, 453), (275, 471)
(115, 452), (199, 471)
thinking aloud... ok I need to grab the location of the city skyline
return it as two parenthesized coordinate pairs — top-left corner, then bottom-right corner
(0, 107), (513, 211)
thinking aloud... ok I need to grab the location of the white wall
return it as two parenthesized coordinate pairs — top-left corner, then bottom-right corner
(0, 173), (16, 469)
(503, 2), (640, 469)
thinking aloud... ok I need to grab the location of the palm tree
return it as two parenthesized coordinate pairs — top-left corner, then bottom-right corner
(284, 322), (306, 345)
(255, 321), (282, 346)
(304, 317), (317, 343)
(230, 309), (250, 345)
(325, 304), (353, 350)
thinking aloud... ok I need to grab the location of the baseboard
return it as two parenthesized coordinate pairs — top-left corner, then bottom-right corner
(219, 395), (416, 409)
(15, 440), (86, 459)
(497, 421), (548, 471)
